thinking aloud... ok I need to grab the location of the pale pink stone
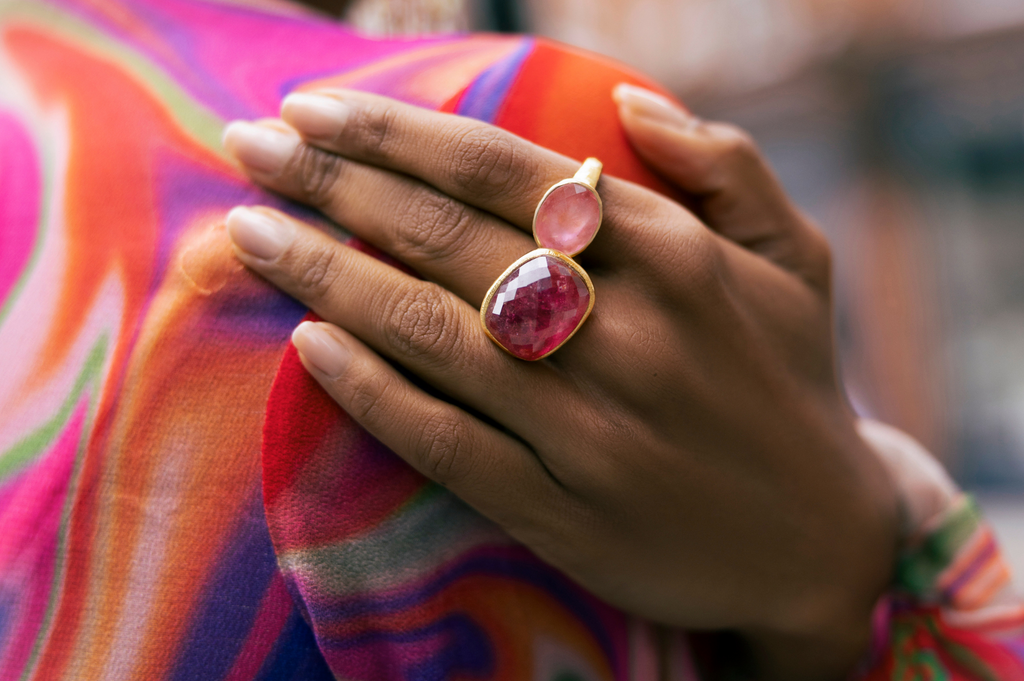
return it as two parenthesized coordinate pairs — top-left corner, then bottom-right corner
(484, 253), (591, 360)
(533, 182), (601, 256)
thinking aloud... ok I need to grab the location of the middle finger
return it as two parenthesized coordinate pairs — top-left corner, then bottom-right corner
(275, 91), (692, 270)
(222, 120), (534, 306)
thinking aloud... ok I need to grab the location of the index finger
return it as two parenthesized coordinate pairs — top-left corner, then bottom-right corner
(279, 89), (596, 232)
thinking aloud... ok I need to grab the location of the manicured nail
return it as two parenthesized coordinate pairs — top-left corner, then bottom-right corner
(222, 121), (298, 174)
(281, 92), (351, 140)
(612, 83), (692, 128)
(292, 321), (352, 379)
(226, 207), (294, 260)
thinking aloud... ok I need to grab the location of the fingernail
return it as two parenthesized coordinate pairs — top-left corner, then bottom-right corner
(281, 92), (350, 140)
(292, 321), (352, 379)
(226, 207), (294, 260)
(612, 83), (692, 128)
(222, 121), (298, 174)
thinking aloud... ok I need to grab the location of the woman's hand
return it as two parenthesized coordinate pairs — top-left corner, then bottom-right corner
(221, 85), (897, 679)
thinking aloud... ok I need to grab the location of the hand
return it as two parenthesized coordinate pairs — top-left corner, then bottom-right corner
(221, 85), (898, 679)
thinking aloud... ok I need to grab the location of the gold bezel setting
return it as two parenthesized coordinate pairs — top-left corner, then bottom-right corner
(531, 157), (604, 258)
(480, 248), (596, 361)
(481, 158), (602, 361)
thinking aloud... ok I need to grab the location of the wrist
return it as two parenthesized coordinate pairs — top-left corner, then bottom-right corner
(742, 417), (900, 680)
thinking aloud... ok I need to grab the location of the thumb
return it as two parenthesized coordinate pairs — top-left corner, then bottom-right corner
(613, 83), (830, 288)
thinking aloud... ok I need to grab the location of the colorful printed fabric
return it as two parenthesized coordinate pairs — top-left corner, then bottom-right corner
(856, 495), (1024, 681)
(857, 422), (1024, 680)
(0, 1), (686, 679)
(0, 1), (1022, 680)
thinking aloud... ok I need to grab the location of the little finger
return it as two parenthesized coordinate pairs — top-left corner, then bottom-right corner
(291, 320), (565, 528)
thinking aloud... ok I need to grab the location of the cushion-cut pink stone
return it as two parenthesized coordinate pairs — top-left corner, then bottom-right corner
(534, 182), (601, 256)
(484, 252), (591, 360)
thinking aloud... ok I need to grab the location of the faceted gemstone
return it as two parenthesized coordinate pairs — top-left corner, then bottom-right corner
(533, 182), (601, 256)
(483, 252), (592, 360)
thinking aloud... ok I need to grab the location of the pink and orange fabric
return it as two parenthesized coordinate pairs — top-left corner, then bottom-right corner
(0, 0), (1022, 679)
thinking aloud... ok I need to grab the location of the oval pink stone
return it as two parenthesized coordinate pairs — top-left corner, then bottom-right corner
(484, 253), (591, 361)
(533, 182), (601, 256)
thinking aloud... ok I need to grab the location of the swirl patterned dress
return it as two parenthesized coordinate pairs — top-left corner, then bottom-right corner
(0, 0), (1022, 679)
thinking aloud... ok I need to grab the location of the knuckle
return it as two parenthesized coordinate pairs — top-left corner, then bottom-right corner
(666, 226), (720, 297)
(289, 144), (344, 207)
(626, 322), (671, 360)
(587, 412), (636, 458)
(396, 191), (475, 261)
(345, 366), (393, 425)
(448, 126), (520, 198)
(713, 123), (758, 162)
(687, 232), (720, 285)
(294, 243), (342, 301)
(417, 411), (470, 484)
(354, 102), (400, 163)
(384, 284), (461, 364)
(702, 122), (762, 183)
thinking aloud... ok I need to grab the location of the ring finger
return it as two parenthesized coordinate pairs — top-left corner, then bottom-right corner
(225, 205), (572, 432)
(223, 119), (534, 305)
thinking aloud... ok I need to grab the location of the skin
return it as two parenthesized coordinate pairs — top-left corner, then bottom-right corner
(220, 84), (899, 679)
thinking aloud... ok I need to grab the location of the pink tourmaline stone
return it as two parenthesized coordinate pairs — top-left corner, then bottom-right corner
(534, 182), (601, 256)
(484, 253), (591, 360)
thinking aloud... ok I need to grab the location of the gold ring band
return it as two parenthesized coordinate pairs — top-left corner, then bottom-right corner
(480, 158), (602, 361)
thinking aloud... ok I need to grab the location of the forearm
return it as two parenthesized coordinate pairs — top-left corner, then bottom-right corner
(746, 452), (894, 678)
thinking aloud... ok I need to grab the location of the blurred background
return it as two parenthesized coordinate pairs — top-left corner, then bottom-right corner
(340, 0), (1024, 570)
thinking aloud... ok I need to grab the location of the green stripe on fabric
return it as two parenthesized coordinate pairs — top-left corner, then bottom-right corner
(17, 415), (90, 681)
(14, 336), (106, 681)
(276, 484), (507, 596)
(923, 613), (1002, 681)
(895, 496), (983, 596)
(0, 335), (107, 480)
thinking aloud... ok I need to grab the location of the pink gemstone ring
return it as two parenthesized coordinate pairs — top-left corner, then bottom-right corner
(481, 158), (602, 361)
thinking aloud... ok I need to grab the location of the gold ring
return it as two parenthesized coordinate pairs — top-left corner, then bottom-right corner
(480, 158), (602, 361)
